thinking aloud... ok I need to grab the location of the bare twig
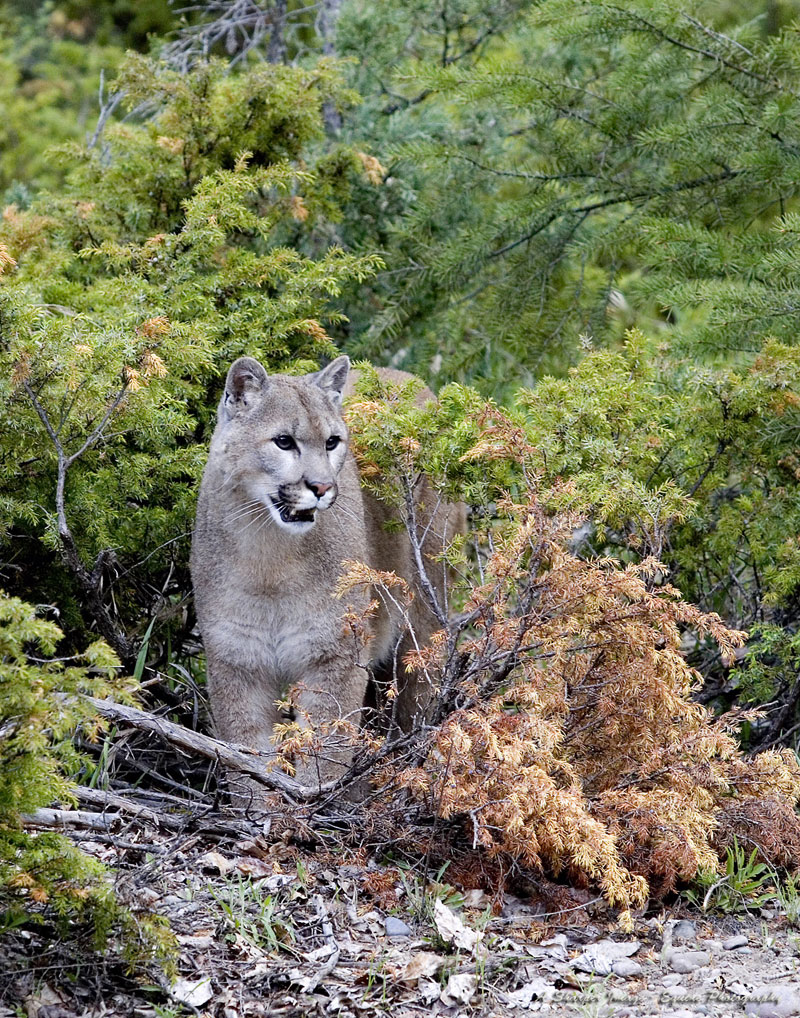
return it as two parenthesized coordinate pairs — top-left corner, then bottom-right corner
(401, 474), (449, 628)
(164, 0), (321, 71)
(87, 69), (125, 150)
(23, 378), (134, 662)
(85, 696), (324, 801)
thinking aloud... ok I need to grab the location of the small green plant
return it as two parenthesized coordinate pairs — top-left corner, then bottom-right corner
(363, 952), (391, 1004)
(209, 876), (298, 955)
(153, 1006), (191, 1018)
(397, 861), (464, 923)
(0, 590), (134, 934)
(773, 872), (800, 927)
(119, 910), (179, 980)
(685, 839), (774, 914)
(576, 979), (613, 1018)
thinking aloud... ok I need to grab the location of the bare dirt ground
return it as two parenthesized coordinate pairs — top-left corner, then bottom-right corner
(2, 816), (799, 1018)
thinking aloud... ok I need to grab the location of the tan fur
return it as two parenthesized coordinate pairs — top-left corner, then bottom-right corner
(190, 355), (464, 796)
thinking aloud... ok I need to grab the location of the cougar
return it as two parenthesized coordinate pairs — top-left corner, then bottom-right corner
(190, 354), (464, 796)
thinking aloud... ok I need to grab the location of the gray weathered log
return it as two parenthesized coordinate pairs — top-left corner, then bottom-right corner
(22, 808), (115, 832)
(75, 785), (185, 830)
(86, 697), (322, 801)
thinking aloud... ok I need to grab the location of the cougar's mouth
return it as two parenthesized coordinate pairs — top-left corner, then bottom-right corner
(270, 497), (316, 525)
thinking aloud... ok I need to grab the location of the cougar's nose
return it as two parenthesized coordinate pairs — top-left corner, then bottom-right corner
(306, 480), (333, 498)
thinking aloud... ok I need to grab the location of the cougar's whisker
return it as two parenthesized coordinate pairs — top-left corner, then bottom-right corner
(226, 509), (267, 528)
(224, 493), (282, 523)
(234, 505), (278, 534)
(225, 501), (266, 522)
(332, 504), (360, 525)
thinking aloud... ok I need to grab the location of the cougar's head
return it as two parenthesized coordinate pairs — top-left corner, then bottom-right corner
(216, 355), (350, 535)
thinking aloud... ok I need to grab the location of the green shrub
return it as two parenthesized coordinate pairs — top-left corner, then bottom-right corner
(0, 54), (381, 663)
(0, 590), (131, 934)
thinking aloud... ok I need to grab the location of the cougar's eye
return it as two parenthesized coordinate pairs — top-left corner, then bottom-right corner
(273, 435), (296, 451)
(325, 436), (341, 452)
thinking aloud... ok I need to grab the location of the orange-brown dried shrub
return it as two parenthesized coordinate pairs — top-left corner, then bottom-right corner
(342, 369), (800, 921)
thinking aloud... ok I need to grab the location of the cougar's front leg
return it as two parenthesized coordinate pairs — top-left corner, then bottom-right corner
(206, 654), (282, 811)
(291, 655), (370, 789)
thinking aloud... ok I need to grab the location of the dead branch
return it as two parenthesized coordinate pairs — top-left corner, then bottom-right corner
(75, 785), (185, 830)
(72, 786), (275, 840)
(163, 0), (320, 71)
(22, 808), (115, 832)
(86, 697), (324, 801)
(23, 378), (134, 664)
(87, 69), (125, 150)
(401, 474), (449, 628)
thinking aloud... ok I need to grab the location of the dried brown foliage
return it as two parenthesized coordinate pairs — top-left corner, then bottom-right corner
(330, 405), (800, 923)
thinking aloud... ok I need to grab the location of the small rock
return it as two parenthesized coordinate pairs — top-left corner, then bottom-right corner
(661, 984), (689, 998)
(661, 973), (684, 986)
(670, 920), (697, 942)
(667, 949), (711, 973)
(727, 981), (754, 998)
(612, 959), (643, 978)
(384, 915), (412, 937)
(723, 934), (749, 950)
(745, 985), (800, 1018)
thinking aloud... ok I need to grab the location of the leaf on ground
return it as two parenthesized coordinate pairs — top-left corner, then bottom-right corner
(504, 976), (554, 1007)
(433, 898), (483, 954)
(171, 976), (213, 1006)
(419, 978), (441, 1004)
(235, 856), (274, 878)
(399, 951), (444, 985)
(440, 971), (477, 1007)
(199, 850), (234, 874)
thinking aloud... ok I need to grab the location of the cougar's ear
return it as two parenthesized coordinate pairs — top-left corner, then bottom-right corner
(312, 355), (350, 407)
(221, 357), (268, 418)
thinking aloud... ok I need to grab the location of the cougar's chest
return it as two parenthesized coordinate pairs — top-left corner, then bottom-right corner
(214, 585), (337, 678)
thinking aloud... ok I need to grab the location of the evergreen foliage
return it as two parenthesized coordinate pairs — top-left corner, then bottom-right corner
(345, 0), (800, 380)
(0, 6), (126, 198)
(332, 0), (800, 740)
(0, 54), (381, 662)
(0, 590), (130, 931)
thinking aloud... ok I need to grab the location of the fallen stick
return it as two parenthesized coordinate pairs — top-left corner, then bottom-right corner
(22, 808), (115, 832)
(76, 785), (185, 830)
(85, 697), (316, 801)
